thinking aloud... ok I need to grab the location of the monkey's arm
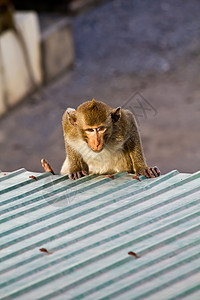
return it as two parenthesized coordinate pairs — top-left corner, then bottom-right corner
(61, 142), (89, 180)
(61, 110), (89, 180)
(126, 113), (160, 178)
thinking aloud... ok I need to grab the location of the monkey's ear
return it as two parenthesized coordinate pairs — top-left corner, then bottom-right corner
(66, 108), (77, 126)
(111, 107), (121, 123)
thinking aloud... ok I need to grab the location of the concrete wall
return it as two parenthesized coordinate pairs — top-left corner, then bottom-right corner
(41, 19), (75, 83)
(0, 12), (75, 117)
(0, 11), (42, 116)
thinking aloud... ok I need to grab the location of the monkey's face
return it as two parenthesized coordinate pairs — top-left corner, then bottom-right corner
(82, 125), (108, 152)
(67, 99), (121, 152)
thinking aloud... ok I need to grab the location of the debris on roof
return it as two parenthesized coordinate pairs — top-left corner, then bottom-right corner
(0, 169), (200, 299)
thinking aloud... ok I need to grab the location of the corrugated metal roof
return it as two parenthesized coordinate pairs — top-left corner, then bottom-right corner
(0, 168), (200, 299)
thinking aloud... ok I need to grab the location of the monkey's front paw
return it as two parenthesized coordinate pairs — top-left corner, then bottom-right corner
(69, 170), (89, 180)
(137, 166), (160, 178)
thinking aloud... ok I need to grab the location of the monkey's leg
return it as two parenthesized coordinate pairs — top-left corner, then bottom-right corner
(41, 158), (55, 175)
(61, 143), (89, 180)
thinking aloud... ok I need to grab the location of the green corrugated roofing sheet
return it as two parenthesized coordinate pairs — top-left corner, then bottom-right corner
(0, 169), (200, 299)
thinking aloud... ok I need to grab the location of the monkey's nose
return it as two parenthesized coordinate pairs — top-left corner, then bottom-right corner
(93, 142), (103, 152)
(95, 141), (101, 147)
(94, 137), (101, 147)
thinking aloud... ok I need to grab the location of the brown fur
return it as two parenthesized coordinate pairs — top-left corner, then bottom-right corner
(77, 99), (111, 126)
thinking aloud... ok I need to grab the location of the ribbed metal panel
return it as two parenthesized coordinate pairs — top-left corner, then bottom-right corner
(0, 169), (199, 300)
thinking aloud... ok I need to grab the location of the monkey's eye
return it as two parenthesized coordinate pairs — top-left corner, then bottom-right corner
(97, 126), (107, 132)
(85, 128), (94, 133)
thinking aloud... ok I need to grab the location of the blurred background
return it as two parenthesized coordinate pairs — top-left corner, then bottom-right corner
(0, 0), (199, 174)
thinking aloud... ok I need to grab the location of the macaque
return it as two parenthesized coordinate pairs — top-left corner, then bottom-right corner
(61, 99), (160, 180)
(0, 0), (36, 88)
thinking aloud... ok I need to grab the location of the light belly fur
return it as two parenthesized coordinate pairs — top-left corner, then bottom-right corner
(68, 139), (131, 174)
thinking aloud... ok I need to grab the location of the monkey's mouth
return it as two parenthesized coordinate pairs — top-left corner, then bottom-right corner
(87, 141), (104, 153)
(90, 147), (103, 153)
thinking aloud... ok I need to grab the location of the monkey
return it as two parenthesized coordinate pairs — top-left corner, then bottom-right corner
(0, 0), (37, 91)
(61, 99), (160, 180)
